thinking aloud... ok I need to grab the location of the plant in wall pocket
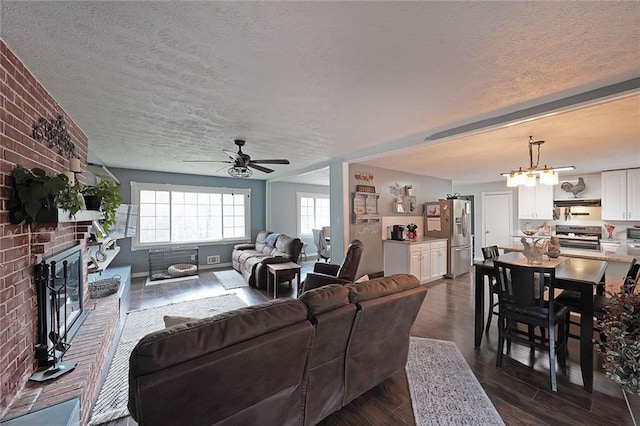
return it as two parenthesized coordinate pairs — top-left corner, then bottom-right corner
(81, 180), (123, 231)
(8, 165), (81, 225)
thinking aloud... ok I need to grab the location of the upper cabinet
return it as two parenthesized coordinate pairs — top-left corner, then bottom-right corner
(518, 184), (553, 220)
(602, 168), (640, 221)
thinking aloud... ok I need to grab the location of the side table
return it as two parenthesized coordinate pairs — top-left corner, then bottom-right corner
(266, 262), (301, 299)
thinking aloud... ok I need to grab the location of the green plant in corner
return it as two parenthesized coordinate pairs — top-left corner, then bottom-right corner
(82, 180), (123, 231)
(8, 165), (69, 225)
(600, 280), (640, 397)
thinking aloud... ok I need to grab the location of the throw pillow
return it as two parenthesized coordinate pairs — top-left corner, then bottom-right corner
(163, 315), (199, 328)
(265, 232), (280, 247)
(355, 274), (369, 283)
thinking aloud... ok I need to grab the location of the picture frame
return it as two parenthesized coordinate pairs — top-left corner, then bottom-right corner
(426, 205), (440, 217)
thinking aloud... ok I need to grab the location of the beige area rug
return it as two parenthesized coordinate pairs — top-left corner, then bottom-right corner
(89, 294), (246, 425)
(406, 337), (504, 426)
(144, 274), (199, 286)
(213, 269), (249, 290)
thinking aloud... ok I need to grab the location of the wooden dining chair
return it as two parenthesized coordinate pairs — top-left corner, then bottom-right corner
(558, 258), (639, 341)
(493, 260), (568, 392)
(481, 245), (500, 333)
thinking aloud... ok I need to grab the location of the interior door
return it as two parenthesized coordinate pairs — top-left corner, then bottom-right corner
(482, 192), (513, 251)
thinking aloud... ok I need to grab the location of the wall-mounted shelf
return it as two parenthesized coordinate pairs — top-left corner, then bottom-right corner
(88, 246), (121, 274)
(353, 192), (380, 224)
(87, 162), (120, 184)
(393, 195), (417, 214)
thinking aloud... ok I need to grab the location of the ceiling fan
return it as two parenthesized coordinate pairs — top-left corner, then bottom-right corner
(184, 139), (290, 178)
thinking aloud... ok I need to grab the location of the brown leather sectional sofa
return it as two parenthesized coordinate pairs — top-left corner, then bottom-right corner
(232, 230), (303, 289)
(128, 274), (427, 425)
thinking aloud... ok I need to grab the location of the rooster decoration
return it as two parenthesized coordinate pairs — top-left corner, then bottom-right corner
(561, 177), (586, 198)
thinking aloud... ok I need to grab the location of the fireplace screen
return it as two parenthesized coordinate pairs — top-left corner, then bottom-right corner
(32, 245), (84, 380)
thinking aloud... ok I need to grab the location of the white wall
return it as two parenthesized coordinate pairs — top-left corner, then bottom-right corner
(349, 164), (452, 276)
(268, 181), (329, 253)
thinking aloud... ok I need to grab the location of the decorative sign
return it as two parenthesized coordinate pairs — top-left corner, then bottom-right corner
(33, 116), (76, 159)
(356, 185), (376, 193)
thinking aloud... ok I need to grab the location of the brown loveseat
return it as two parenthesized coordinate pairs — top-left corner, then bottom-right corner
(232, 231), (303, 289)
(128, 274), (427, 426)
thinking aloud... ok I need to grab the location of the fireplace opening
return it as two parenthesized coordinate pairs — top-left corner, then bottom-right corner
(31, 245), (88, 382)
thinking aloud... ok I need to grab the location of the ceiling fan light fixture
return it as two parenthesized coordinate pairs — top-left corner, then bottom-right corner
(228, 166), (252, 179)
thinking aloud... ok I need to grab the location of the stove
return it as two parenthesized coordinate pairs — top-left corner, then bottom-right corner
(555, 225), (602, 251)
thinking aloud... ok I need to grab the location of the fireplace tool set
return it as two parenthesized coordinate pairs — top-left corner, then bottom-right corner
(30, 260), (77, 382)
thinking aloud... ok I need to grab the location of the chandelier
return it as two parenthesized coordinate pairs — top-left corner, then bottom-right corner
(501, 136), (574, 187)
(228, 166), (253, 178)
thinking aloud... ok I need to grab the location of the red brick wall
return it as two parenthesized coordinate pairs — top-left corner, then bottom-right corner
(0, 39), (90, 413)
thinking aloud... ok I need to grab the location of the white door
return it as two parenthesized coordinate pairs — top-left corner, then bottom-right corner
(482, 192), (513, 251)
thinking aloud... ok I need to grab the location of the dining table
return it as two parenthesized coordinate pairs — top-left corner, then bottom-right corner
(474, 251), (607, 393)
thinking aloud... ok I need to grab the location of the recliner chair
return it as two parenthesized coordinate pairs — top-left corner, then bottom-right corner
(299, 239), (364, 294)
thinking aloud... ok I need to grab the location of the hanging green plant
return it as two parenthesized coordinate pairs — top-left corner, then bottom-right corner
(8, 165), (71, 225)
(81, 180), (123, 231)
(57, 182), (85, 219)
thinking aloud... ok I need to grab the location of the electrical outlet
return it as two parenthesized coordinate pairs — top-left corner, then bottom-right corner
(206, 255), (220, 264)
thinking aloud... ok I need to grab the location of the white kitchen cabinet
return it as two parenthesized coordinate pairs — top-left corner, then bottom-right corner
(430, 241), (447, 279)
(518, 184), (553, 219)
(602, 169), (640, 221)
(383, 239), (446, 284)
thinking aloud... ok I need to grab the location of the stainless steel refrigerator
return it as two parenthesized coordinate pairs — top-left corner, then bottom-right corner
(424, 199), (472, 278)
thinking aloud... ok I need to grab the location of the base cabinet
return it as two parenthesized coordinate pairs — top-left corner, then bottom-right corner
(384, 240), (447, 284)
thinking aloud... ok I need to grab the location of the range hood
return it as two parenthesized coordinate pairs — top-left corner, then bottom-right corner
(553, 199), (601, 207)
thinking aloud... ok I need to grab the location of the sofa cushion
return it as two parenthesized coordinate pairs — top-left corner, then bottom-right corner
(300, 284), (350, 316)
(347, 273), (420, 304)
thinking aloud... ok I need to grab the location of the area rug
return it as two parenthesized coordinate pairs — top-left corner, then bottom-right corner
(406, 337), (504, 426)
(213, 269), (249, 290)
(89, 294), (246, 425)
(144, 274), (199, 286)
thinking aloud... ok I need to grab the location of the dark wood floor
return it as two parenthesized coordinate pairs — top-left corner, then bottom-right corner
(103, 264), (632, 425)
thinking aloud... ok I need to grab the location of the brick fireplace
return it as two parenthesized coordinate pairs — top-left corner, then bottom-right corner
(1, 40), (118, 423)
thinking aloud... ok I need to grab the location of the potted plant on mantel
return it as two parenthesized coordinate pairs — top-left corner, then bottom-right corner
(8, 165), (83, 225)
(600, 281), (640, 425)
(81, 180), (123, 231)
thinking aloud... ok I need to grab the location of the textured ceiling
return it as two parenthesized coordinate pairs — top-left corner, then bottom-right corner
(1, 2), (639, 185)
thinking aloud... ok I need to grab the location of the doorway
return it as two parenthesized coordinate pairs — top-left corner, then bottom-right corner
(481, 192), (513, 251)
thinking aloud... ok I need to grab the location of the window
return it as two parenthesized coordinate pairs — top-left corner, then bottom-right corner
(297, 192), (330, 236)
(131, 182), (251, 250)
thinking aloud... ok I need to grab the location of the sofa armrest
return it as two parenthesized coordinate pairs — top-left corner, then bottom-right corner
(313, 262), (340, 275)
(259, 256), (295, 265)
(302, 273), (351, 293)
(234, 243), (256, 250)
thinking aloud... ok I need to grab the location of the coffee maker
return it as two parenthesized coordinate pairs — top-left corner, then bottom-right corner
(391, 225), (405, 241)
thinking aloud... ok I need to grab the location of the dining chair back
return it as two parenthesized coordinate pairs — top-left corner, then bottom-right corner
(481, 245), (500, 333)
(312, 229), (331, 262)
(482, 245), (500, 260)
(493, 260), (568, 392)
(594, 258), (639, 325)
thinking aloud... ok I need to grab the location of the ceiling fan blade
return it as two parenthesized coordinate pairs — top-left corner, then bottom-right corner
(250, 159), (290, 165)
(247, 163), (274, 173)
(183, 160), (232, 163)
(223, 149), (242, 162)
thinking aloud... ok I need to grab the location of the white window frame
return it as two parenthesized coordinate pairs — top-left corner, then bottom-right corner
(130, 181), (251, 251)
(296, 191), (330, 237)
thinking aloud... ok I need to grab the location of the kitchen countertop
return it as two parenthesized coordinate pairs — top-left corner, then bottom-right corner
(500, 241), (639, 263)
(383, 236), (448, 245)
